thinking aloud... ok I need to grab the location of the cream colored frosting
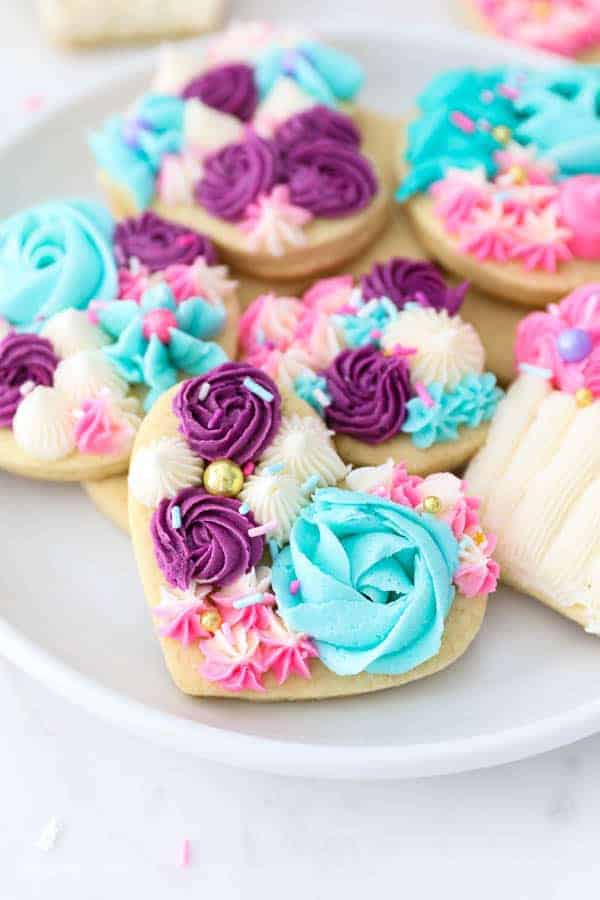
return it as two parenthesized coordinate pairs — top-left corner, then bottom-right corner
(346, 458), (396, 494)
(381, 307), (485, 389)
(152, 45), (203, 94)
(128, 436), (204, 507)
(12, 386), (75, 461)
(466, 374), (600, 633)
(54, 350), (128, 405)
(183, 98), (244, 154)
(253, 77), (317, 136)
(260, 414), (347, 486)
(41, 309), (110, 359)
(240, 470), (309, 543)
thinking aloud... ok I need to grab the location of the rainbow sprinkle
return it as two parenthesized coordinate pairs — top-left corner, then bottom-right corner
(198, 382), (210, 401)
(450, 110), (476, 134)
(414, 381), (435, 408)
(248, 520), (278, 538)
(171, 506), (182, 529)
(243, 376), (274, 402)
(302, 474), (321, 495)
(233, 592), (265, 609)
(239, 502), (250, 515)
(518, 362), (553, 380)
(178, 839), (190, 868)
(290, 579), (301, 595)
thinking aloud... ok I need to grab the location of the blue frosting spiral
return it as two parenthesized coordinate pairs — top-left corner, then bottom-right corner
(272, 488), (459, 676)
(0, 200), (117, 331)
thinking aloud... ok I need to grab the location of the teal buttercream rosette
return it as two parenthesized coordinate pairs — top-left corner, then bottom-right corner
(99, 282), (227, 410)
(0, 200), (117, 331)
(271, 488), (459, 676)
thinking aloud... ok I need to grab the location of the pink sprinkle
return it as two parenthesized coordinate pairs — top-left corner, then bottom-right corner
(450, 111), (476, 134)
(415, 381), (435, 408)
(290, 579), (301, 595)
(370, 329), (382, 340)
(389, 344), (417, 356)
(248, 520), (278, 538)
(178, 839), (190, 868)
(243, 462), (255, 476)
(498, 84), (519, 100)
(24, 94), (45, 112)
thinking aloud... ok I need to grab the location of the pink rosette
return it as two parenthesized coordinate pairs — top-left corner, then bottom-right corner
(559, 176), (600, 260)
(454, 532), (500, 598)
(238, 293), (304, 356)
(416, 473), (479, 540)
(260, 609), (318, 685)
(198, 624), (267, 692)
(74, 394), (134, 456)
(301, 275), (355, 316)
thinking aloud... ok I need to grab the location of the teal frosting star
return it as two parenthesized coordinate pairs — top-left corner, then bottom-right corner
(89, 94), (184, 210)
(293, 371), (330, 416)
(256, 40), (363, 105)
(99, 282), (227, 411)
(401, 374), (503, 448)
(333, 297), (398, 348)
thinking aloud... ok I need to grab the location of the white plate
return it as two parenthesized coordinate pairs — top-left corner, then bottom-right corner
(2, 25), (600, 780)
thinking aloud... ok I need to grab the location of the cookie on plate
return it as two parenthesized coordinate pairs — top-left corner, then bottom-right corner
(0, 207), (239, 481)
(90, 22), (390, 281)
(238, 260), (503, 472)
(461, 1), (600, 62)
(129, 360), (498, 699)
(466, 283), (600, 633)
(396, 66), (600, 306)
(39, 0), (224, 48)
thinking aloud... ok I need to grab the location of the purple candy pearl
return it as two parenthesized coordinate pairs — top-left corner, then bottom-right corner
(557, 328), (593, 363)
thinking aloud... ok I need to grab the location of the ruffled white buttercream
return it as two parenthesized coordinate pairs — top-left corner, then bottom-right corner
(254, 77), (317, 136)
(128, 436), (204, 507)
(152, 45), (203, 94)
(41, 310), (110, 359)
(12, 386), (75, 461)
(240, 470), (308, 543)
(260, 415), (347, 486)
(54, 350), (128, 405)
(345, 459), (396, 494)
(381, 307), (485, 389)
(184, 98), (244, 154)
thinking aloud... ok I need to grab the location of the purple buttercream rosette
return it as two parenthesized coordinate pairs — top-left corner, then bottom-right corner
(360, 258), (467, 315)
(274, 106), (360, 156)
(181, 63), (258, 123)
(196, 134), (279, 222)
(114, 212), (217, 272)
(173, 362), (282, 466)
(151, 487), (264, 590)
(0, 332), (58, 427)
(286, 139), (377, 218)
(322, 345), (412, 444)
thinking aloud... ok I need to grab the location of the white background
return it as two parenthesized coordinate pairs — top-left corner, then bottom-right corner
(3, 2), (600, 897)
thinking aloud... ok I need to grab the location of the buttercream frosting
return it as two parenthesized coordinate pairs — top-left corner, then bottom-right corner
(41, 309), (110, 359)
(0, 331), (58, 427)
(259, 414), (346, 486)
(240, 469), (308, 543)
(12, 386), (75, 461)
(129, 435), (204, 507)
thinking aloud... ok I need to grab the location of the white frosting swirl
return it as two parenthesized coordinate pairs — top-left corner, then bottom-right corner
(240, 470), (308, 543)
(260, 415), (347, 487)
(41, 310), (110, 359)
(184, 99), (244, 154)
(254, 77), (317, 136)
(381, 307), (485, 389)
(13, 386), (75, 461)
(128, 436), (204, 507)
(54, 350), (128, 405)
(345, 459), (396, 494)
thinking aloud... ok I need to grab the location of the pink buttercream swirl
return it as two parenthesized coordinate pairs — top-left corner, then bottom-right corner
(559, 176), (600, 261)
(198, 623), (268, 692)
(73, 392), (135, 456)
(515, 284), (600, 395)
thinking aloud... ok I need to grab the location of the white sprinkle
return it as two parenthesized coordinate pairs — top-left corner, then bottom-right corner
(129, 256), (142, 274)
(198, 382), (210, 401)
(313, 388), (331, 408)
(37, 817), (62, 852)
(19, 380), (35, 397)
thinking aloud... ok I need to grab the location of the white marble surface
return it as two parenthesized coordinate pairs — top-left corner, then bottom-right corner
(3, 2), (600, 897)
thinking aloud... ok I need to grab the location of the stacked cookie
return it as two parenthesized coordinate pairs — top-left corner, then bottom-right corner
(1, 21), (597, 702)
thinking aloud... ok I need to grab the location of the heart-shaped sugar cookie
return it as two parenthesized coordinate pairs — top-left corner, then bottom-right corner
(129, 361), (496, 700)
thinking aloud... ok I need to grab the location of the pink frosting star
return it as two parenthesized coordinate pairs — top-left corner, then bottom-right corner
(241, 185), (313, 257)
(431, 167), (491, 231)
(454, 532), (500, 597)
(510, 205), (573, 272)
(260, 610), (318, 685)
(199, 624), (268, 693)
(459, 205), (518, 262)
(153, 585), (212, 646)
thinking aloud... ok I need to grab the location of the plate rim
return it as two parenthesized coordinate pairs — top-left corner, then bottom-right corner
(1, 23), (596, 780)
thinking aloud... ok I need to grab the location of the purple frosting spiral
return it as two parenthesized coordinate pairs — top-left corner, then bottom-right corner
(274, 106), (360, 156)
(322, 346), (411, 444)
(173, 362), (282, 465)
(114, 212), (217, 272)
(0, 332), (58, 427)
(151, 487), (264, 589)
(181, 63), (258, 123)
(360, 258), (467, 315)
(196, 134), (279, 222)
(286, 139), (377, 218)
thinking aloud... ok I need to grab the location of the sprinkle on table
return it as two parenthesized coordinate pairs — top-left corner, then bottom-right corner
(178, 838), (190, 868)
(37, 817), (62, 852)
(243, 376), (274, 403)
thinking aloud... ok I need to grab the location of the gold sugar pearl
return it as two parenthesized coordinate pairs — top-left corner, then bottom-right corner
(492, 125), (512, 145)
(423, 495), (442, 514)
(472, 530), (486, 546)
(507, 164), (527, 185)
(203, 459), (244, 497)
(200, 609), (222, 633)
(575, 387), (594, 408)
